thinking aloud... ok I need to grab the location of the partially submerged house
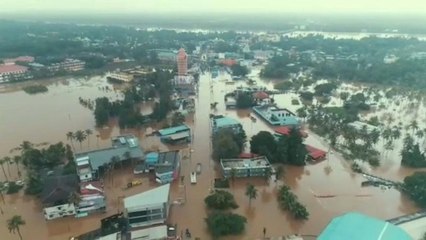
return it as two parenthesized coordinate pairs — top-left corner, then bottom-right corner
(124, 184), (171, 229)
(211, 115), (243, 134)
(305, 145), (327, 161)
(220, 156), (272, 178)
(75, 135), (144, 182)
(253, 105), (299, 126)
(157, 125), (191, 144)
(135, 151), (181, 185)
(42, 172), (79, 220)
(78, 181), (106, 217)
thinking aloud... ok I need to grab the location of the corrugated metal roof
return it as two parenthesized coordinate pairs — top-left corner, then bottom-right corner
(318, 212), (412, 240)
(158, 125), (190, 136)
(213, 116), (240, 128)
(124, 184), (170, 211)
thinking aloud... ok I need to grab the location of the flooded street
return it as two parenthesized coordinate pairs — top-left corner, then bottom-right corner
(0, 72), (422, 239)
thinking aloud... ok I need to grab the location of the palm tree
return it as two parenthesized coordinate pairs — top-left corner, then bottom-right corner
(245, 184), (258, 207)
(409, 120), (419, 135)
(74, 130), (87, 150)
(13, 156), (21, 178)
(0, 158), (8, 181)
(415, 129), (424, 144)
(18, 141), (33, 154)
(7, 215), (25, 240)
(85, 129), (93, 149)
(66, 131), (75, 151)
(275, 166), (284, 184)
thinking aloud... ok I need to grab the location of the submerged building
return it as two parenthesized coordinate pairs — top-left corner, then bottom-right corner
(253, 105), (299, 126)
(75, 135), (144, 182)
(211, 115), (243, 134)
(124, 184), (171, 229)
(318, 212), (412, 240)
(220, 156), (272, 178)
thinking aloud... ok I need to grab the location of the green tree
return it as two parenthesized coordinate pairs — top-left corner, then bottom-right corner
(205, 212), (246, 238)
(275, 165), (284, 184)
(7, 215), (25, 240)
(287, 128), (307, 166)
(212, 130), (241, 160)
(403, 172), (426, 207)
(66, 131), (75, 152)
(204, 190), (239, 210)
(85, 129), (93, 149)
(245, 184), (258, 207)
(236, 92), (254, 109)
(229, 168), (237, 185)
(250, 131), (277, 162)
(231, 64), (248, 76)
(13, 156), (22, 178)
(74, 130), (87, 150)
(170, 112), (185, 127)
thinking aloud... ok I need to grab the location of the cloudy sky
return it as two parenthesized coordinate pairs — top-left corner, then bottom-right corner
(1, 0), (425, 14)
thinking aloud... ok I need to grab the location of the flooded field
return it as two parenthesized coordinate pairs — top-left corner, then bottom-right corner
(0, 72), (422, 239)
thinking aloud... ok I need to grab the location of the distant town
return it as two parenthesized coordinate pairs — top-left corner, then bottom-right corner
(0, 20), (426, 240)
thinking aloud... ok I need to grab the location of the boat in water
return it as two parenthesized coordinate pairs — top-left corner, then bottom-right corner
(196, 163), (202, 174)
(190, 172), (197, 184)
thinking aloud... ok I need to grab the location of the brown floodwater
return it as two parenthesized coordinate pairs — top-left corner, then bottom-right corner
(0, 72), (420, 240)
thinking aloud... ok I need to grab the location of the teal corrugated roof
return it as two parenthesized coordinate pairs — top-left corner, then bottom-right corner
(158, 125), (190, 136)
(214, 117), (240, 128)
(318, 212), (412, 240)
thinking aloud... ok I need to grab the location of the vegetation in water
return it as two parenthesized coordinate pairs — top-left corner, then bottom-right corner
(277, 185), (309, 220)
(205, 212), (247, 238)
(212, 128), (246, 160)
(403, 172), (426, 207)
(204, 190), (238, 210)
(22, 85), (48, 94)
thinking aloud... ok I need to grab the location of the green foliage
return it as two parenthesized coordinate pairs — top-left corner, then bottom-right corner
(277, 185), (309, 220)
(170, 112), (185, 127)
(274, 81), (293, 91)
(314, 82), (337, 96)
(339, 92), (350, 101)
(401, 140), (426, 168)
(6, 182), (24, 194)
(212, 131), (241, 160)
(236, 93), (254, 109)
(204, 190), (239, 210)
(205, 212), (247, 238)
(214, 178), (230, 189)
(250, 129), (306, 166)
(299, 91), (314, 102)
(22, 85), (48, 94)
(231, 64), (248, 77)
(403, 172), (426, 207)
(260, 55), (291, 78)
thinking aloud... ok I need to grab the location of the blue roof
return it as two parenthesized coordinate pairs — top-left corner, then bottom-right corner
(214, 117), (240, 128)
(318, 212), (412, 240)
(146, 152), (159, 164)
(158, 125), (190, 136)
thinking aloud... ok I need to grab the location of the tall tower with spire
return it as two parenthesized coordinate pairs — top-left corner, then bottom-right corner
(177, 48), (188, 76)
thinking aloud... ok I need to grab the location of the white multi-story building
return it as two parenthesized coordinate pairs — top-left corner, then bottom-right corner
(0, 64), (32, 83)
(48, 58), (85, 72)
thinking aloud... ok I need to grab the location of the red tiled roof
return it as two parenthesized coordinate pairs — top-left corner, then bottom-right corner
(0, 64), (28, 74)
(238, 153), (259, 159)
(220, 59), (237, 66)
(254, 91), (269, 99)
(275, 127), (308, 138)
(275, 126), (291, 135)
(306, 145), (327, 160)
(4, 56), (34, 63)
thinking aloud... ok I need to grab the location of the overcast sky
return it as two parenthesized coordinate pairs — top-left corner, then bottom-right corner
(1, 0), (426, 14)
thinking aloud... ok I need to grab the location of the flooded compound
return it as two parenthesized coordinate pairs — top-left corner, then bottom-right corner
(0, 72), (422, 239)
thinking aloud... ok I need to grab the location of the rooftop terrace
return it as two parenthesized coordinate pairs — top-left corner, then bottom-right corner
(221, 156), (271, 169)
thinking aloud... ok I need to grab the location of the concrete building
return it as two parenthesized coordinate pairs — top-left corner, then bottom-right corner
(124, 184), (171, 229)
(75, 135), (144, 182)
(177, 48), (188, 76)
(107, 72), (134, 82)
(157, 125), (191, 144)
(48, 58), (85, 72)
(0, 64), (31, 83)
(253, 105), (299, 126)
(220, 156), (272, 178)
(3, 56), (35, 65)
(211, 115), (243, 134)
(78, 181), (106, 216)
(318, 212), (411, 240)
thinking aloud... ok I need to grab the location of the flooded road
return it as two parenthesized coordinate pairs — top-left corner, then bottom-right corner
(0, 72), (421, 239)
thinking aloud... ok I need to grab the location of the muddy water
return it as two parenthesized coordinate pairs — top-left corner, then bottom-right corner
(0, 72), (420, 240)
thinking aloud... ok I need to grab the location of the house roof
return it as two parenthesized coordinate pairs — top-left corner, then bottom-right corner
(80, 181), (104, 196)
(158, 125), (190, 136)
(318, 212), (412, 240)
(76, 146), (144, 170)
(130, 225), (168, 240)
(41, 174), (79, 204)
(155, 151), (180, 174)
(0, 64), (28, 74)
(305, 145), (327, 160)
(213, 116), (240, 128)
(254, 91), (269, 100)
(124, 184), (170, 211)
(238, 153), (259, 159)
